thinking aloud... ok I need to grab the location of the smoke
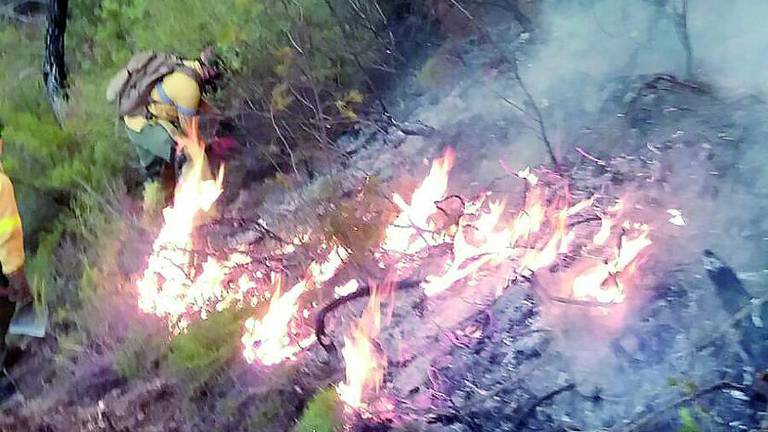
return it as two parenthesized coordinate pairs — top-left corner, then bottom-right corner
(383, 0), (768, 426)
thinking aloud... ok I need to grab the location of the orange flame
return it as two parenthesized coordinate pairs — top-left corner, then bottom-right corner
(242, 246), (348, 365)
(518, 197), (570, 273)
(337, 283), (390, 410)
(423, 198), (513, 296)
(137, 121), (227, 328)
(593, 216), (613, 245)
(382, 149), (455, 254)
(571, 224), (652, 303)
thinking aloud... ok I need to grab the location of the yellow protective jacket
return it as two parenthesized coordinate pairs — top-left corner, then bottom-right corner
(0, 170), (24, 275)
(124, 60), (204, 134)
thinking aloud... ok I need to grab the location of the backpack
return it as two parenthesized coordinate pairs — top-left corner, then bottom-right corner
(105, 51), (200, 117)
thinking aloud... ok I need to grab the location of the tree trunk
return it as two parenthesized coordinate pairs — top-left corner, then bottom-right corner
(43, 0), (69, 125)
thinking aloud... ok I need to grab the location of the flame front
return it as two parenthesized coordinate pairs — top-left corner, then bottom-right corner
(571, 224), (652, 303)
(242, 246), (348, 365)
(380, 156), (655, 304)
(382, 149), (455, 254)
(337, 284), (389, 410)
(137, 121), (228, 329)
(134, 138), (658, 378)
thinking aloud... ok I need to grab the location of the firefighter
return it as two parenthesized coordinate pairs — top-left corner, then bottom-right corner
(0, 129), (31, 401)
(109, 47), (224, 207)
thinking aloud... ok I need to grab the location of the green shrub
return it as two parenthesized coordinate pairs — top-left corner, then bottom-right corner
(678, 407), (701, 432)
(114, 329), (167, 379)
(165, 308), (247, 386)
(294, 388), (343, 432)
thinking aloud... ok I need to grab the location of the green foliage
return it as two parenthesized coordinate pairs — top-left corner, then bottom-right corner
(247, 395), (284, 430)
(294, 388), (343, 432)
(114, 329), (167, 379)
(165, 308), (246, 386)
(25, 224), (63, 309)
(668, 377), (698, 395)
(678, 407), (701, 432)
(142, 180), (165, 214)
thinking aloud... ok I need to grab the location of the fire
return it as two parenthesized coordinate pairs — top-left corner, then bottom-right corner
(382, 149), (455, 254)
(519, 200), (570, 273)
(396, 158), (653, 304)
(241, 273), (310, 365)
(133, 129), (660, 386)
(337, 283), (390, 410)
(242, 246), (348, 365)
(593, 216), (612, 245)
(423, 198), (514, 296)
(571, 224), (652, 303)
(137, 121), (227, 328)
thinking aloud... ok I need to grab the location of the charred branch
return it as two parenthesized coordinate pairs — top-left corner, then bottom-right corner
(442, 0), (560, 169)
(513, 383), (576, 430)
(694, 290), (768, 351)
(315, 279), (422, 354)
(671, 0), (694, 78)
(509, 60), (560, 170)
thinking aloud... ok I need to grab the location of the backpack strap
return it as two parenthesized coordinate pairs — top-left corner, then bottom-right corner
(149, 63), (203, 117)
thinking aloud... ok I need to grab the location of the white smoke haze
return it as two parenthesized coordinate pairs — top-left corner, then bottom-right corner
(373, 0), (768, 428)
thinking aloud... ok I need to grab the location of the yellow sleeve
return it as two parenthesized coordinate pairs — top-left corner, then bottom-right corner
(0, 173), (24, 274)
(164, 72), (202, 117)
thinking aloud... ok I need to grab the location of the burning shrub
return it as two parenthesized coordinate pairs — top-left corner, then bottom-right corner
(295, 388), (344, 432)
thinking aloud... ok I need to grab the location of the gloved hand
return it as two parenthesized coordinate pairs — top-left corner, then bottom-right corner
(175, 151), (188, 177)
(7, 267), (31, 304)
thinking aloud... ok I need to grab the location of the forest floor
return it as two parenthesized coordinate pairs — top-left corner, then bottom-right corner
(1, 3), (768, 432)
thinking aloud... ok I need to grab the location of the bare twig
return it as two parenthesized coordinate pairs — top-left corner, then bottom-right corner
(269, 104), (299, 176)
(446, 0), (475, 21)
(575, 146), (606, 165)
(671, 0), (694, 78)
(496, 93), (537, 121)
(443, 0), (561, 169)
(510, 62), (560, 170)
(567, 215), (602, 229)
(283, 29), (305, 55)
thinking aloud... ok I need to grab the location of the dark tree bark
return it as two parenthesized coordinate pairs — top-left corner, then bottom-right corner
(672, 0), (694, 78)
(42, 0), (69, 125)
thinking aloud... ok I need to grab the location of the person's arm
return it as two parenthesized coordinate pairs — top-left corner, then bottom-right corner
(0, 173), (29, 303)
